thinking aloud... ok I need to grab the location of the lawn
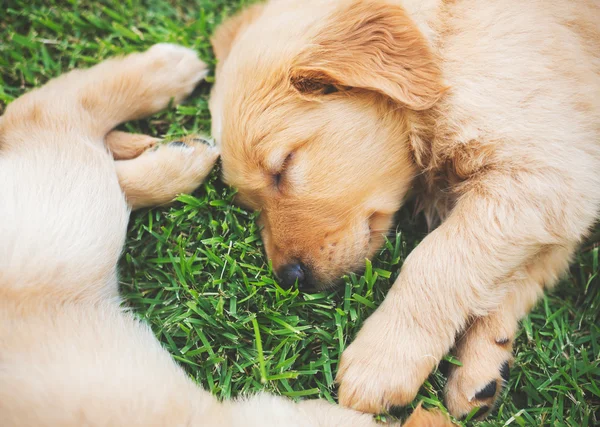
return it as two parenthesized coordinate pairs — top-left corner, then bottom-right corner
(1, 0), (599, 425)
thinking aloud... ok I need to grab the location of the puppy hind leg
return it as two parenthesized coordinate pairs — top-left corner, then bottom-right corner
(75, 44), (208, 137)
(444, 245), (574, 420)
(1, 44), (207, 141)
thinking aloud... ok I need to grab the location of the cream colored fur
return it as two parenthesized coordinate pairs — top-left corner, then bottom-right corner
(0, 44), (450, 426)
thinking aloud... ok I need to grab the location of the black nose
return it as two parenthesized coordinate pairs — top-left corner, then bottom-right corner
(278, 263), (308, 290)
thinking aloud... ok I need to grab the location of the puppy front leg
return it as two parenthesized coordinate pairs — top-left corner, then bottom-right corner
(75, 43), (208, 136)
(337, 170), (595, 413)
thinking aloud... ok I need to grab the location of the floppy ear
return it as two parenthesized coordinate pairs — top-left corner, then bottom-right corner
(211, 3), (266, 64)
(290, 0), (446, 110)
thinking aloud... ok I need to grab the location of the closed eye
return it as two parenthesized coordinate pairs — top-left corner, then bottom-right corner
(273, 152), (294, 190)
(273, 172), (283, 188)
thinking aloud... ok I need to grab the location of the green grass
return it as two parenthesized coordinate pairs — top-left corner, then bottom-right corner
(1, 1), (599, 425)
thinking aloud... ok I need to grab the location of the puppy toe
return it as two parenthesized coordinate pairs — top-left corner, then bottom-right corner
(445, 356), (512, 420)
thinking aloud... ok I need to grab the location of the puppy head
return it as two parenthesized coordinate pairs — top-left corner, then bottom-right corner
(211, 0), (444, 289)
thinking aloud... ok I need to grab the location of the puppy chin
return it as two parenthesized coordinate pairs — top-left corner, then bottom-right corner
(309, 260), (370, 291)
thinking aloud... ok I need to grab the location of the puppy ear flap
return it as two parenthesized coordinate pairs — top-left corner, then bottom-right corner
(211, 3), (266, 64)
(290, 0), (446, 110)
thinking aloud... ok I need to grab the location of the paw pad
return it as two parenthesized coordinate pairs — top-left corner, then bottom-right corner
(474, 380), (497, 400)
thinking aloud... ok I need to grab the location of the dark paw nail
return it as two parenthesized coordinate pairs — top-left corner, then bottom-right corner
(474, 380), (497, 400)
(496, 337), (510, 345)
(500, 360), (510, 382)
(169, 141), (187, 148)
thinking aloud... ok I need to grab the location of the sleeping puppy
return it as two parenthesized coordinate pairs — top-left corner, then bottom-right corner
(209, 0), (600, 420)
(0, 44), (452, 426)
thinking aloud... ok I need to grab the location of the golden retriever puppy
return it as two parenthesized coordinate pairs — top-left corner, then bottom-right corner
(0, 44), (454, 426)
(209, 0), (600, 419)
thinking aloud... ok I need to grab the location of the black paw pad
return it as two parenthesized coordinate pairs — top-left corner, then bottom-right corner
(474, 380), (497, 400)
(169, 141), (188, 148)
(496, 337), (510, 345)
(500, 360), (510, 383)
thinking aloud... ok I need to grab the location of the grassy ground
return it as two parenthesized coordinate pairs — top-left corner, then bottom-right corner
(1, 1), (599, 425)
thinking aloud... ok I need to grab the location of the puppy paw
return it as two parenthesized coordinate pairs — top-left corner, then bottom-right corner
(444, 326), (513, 420)
(117, 133), (219, 210)
(152, 135), (219, 190)
(336, 308), (439, 414)
(139, 43), (208, 111)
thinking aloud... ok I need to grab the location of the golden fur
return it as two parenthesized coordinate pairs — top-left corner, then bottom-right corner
(0, 44), (454, 426)
(210, 0), (600, 419)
